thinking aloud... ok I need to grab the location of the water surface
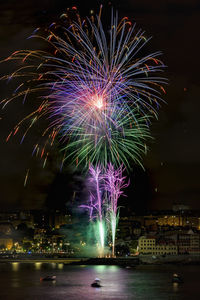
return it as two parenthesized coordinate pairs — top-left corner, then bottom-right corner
(0, 262), (199, 299)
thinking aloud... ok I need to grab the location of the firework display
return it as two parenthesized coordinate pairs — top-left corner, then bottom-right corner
(104, 164), (129, 256)
(1, 7), (166, 256)
(81, 165), (105, 256)
(81, 164), (128, 257)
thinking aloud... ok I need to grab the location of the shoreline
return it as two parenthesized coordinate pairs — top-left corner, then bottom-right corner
(0, 258), (84, 264)
(0, 256), (200, 265)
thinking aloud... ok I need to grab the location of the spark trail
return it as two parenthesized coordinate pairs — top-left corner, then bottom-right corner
(104, 164), (129, 257)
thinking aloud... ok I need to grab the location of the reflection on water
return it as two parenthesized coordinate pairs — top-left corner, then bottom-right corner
(35, 262), (41, 270)
(12, 262), (19, 271)
(0, 263), (199, 299)
(93, 265), (107, 273)
(51, 262), (56, 269)
(58, 263), (64, 270)
(173, 282), (179, 293)
(94, 265), (119, 275)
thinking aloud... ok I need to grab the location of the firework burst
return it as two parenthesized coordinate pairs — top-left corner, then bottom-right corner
(1, 6), (166, 170)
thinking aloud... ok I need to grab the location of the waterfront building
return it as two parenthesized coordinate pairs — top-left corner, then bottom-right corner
(54, 211), (72, 229)
(178, 230), (200, 255)
(0, 235), (13, 250)
(157, 230), (200, 255)
(138, 236), (178, 255)
(0, 211), (34, 229)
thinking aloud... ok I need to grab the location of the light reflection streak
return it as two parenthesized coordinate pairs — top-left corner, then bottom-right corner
(12, 262), (19, 271)
(58, 263), (63, 270)
(35, 262), (42, 270)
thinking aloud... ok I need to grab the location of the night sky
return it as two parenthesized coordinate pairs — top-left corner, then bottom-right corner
(0, 0), (200, 211)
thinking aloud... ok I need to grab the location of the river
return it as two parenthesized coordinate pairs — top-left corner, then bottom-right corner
(0, 262), (199, 299)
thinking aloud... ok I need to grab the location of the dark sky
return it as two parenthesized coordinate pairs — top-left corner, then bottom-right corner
(0, 0), (200, 211)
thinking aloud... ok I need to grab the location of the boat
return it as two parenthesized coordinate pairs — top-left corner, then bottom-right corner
(40, 275), (56, 281)
(91, 278), (101, 287)
(172, 273), (183, 283)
